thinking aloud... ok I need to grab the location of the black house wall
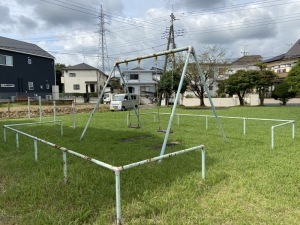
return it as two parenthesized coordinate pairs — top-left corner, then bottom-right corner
(0, 49), (55, 98)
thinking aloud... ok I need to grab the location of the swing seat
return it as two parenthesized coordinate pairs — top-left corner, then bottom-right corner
(157, 128), (173, 133)
(128, 124), (140, 129)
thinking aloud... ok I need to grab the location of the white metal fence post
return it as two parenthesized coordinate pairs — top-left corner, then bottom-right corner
(63, 151), (67, 184)
(16, 132), (19, 150)
(34, 139), (38, 161)
(39, 96), (42, 122)
(27, 97), (30, 119)
(202, 147), (205, 180)
(115, 170), (122, 224)
(3, 127), (6, 143)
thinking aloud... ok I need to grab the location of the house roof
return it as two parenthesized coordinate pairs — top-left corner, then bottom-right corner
(285, 39), (300, 58)
(264, 39), (300, 63)
(232, 55), (262, 66)
(0, 36), (54, 59)
(150, 67), (163, 74)
(64, 63), (99, 71)
(64, 63), (107, 76)
(131, 66), (145, 70)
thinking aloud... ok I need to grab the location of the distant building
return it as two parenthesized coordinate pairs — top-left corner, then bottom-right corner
(229, 55), (263, 74)
(264, 39), (300, 80)
(61, 63), (107, 94)
(0, 36), (55, 100)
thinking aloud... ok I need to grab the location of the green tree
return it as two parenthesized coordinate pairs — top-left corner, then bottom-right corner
(184, 45), (230, 106)
(225, 70), (257, 105)
(55, 63), (66, 93)
(286, 59), (300, 94)
(271, 81), (296, 105)
(254, 62), (278, 105)
(157, 69), (188, 105)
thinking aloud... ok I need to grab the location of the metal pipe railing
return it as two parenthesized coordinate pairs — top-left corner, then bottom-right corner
(271, 121), (295, 149)
(3, 121), (206, 225)
(156, 113), (295, 148)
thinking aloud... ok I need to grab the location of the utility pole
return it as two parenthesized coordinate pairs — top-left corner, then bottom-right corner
(241, 45), (249, 56)
(163, 12), (177, 73)
(97, 4), (110, 74)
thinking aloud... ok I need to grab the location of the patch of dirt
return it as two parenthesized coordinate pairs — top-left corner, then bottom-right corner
(151, 141), (180, 149)
(0, 104), (108, 119)
(121, 136), (150, 142)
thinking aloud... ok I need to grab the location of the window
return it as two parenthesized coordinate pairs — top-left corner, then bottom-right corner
(0, 54), (13, 66)
(1, 84), (15, 87)
(46, 84), (50, 89)
(28, 82), (34, 90)
(128, 86), (135, 93)
(69, 73), (76, 77)
(73, 84), (80, 90)
(28, 58), (32, 64)
(129, 74), (139, 80)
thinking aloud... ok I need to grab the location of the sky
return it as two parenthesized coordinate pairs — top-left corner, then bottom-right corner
(1, 0), (300, 73)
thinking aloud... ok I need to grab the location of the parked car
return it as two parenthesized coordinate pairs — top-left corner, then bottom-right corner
(110, 94), (139, 111)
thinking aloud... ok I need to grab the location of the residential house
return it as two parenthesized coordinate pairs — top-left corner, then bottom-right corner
(0, 36), (55, 100)
(264, 39), (300, 80)
(191, 55), (262, 97)
(120, 66), (163, 104)
(61, 63), (107, 94)
(121, 67), (158, 97)
(229, 55), (262, 74)
(151, 66), (163, 82)
(205, 63), (231, 96)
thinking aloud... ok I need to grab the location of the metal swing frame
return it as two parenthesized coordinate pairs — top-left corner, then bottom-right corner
(80, 45), (227, 157)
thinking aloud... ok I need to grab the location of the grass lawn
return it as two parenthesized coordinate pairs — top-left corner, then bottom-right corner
(0, 106), (299, 224)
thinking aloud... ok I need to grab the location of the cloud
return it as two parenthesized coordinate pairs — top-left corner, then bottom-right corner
(0, 4), (16, 32)
(5, 0), (300, 68)
(17, 15), (39, 33)
(169, 0), (228, 10)
(15, 0), (123, 28)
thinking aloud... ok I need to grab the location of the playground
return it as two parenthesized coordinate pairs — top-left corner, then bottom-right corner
(0, 46), (299, 224)
(0, 105), (299, 224)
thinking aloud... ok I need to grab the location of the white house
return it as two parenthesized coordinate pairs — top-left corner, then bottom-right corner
(121, 67), (160, 97)
(61, 63), (107, 94)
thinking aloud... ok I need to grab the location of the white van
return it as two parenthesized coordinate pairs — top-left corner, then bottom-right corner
(103, 93), (113, 104)
(110, 94), (139, 111)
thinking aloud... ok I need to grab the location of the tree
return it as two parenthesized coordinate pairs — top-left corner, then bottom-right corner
(225, 70), (257, 105)
(55, 63), (66, 93)
(184, 45), (230, 106)
(271, 81), (296, 105)
(286, 59), (300, 94)
(254, 62), (278, 105)
(157, 69), (188, 105)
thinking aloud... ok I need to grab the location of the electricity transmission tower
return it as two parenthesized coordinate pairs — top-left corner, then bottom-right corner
(97, 4), (110, 74)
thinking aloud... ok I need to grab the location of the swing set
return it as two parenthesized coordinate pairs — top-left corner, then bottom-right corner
(80, 46), (227, 158)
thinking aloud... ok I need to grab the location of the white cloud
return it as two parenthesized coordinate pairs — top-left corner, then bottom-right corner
(1, 0), (300, 68)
